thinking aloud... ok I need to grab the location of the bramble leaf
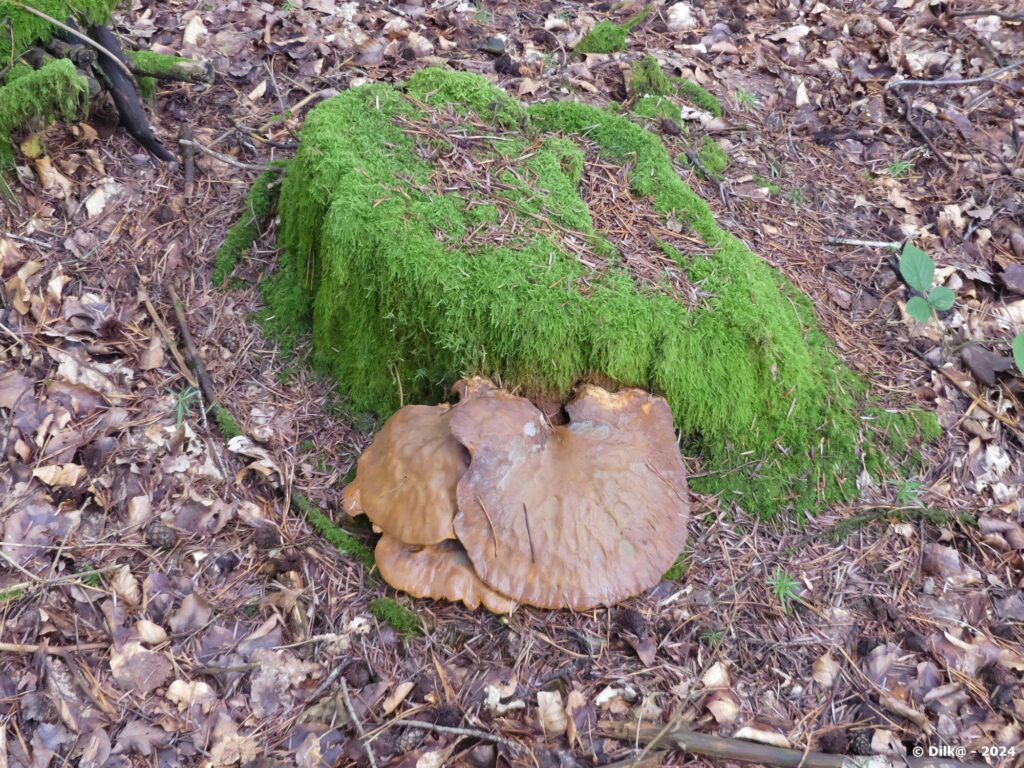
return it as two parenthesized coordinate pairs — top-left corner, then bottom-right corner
(927, 285), (955, 311)
(906, 296), (933, 322)
(1013, 333), (1024, 375)
(900, 243), (934, 293)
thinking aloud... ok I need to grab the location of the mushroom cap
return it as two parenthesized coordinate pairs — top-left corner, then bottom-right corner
(374, 534), (517, 614)
(450, 385), (689, 610)
(342, 404), (467, 546)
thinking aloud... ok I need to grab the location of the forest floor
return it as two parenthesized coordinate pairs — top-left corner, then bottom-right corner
(1, 1), (1023, 767)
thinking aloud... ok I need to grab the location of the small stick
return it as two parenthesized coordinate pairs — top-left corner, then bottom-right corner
(888, 60), (1024, 89)
(825, 237), (901, 249)
(177, 138), (276, 172)
(7, 1), (134, 78)
(386, 719), (524, 753)
(180, 126), (195, 199)
(0, 641), (110, 654)
(522, 503), (535, 563)
(142, 293), (198, 389)
(340, 678), (379, 768)
(950, 9), (1024, 22)
(167, 284), (218, 406)
(475, 495), (499, 557)
(893, 91), (954, 171)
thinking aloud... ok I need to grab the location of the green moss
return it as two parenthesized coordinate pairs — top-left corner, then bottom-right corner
(679, 81), (723, 117)
(631, 56), (673, 97)
(370, 597), (423, 637)
(630, 55), (723, 118)
(213, 168), (282, 287)
(293, 492), (376, 571)
(264, 67), (937, 519)
(127, 50), (191, 75)
(663, 553), (686, 581)
(0, 0), (118, 61)
(695, 136), (728, 179)
(0, 58), (87, 171)
(575, 20), (628, 54)
(0, 587), (25, 602)
(137, 76), (155, 101)
(210, 403), (244, 439)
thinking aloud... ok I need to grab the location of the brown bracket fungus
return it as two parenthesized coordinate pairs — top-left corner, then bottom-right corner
(347, 378), (689, 612)
(451, 384), (690, 611)
(342, 403), (467, 546)
(374, 535), (516, 614)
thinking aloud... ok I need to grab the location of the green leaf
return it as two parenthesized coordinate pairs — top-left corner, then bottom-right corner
(927, 285), (955, 311)
(1013, 333), (1024, 375)
(899, 243), (934, 293)
(906, 296), (933, 322)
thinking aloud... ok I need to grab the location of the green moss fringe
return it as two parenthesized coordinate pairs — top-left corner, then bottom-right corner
(370, 597), (423, 637)
(293, 492), (376, 572)
(1, 58), (87, 170)
(263, 67), (938, 519)
(212, 167), (282, 287)
(0, 0), (118, 60)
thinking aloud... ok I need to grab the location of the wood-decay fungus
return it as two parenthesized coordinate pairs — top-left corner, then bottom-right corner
(344, 377), (690, 612)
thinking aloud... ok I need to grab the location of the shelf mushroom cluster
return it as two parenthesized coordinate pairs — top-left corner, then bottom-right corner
(343, 377), (690, 612)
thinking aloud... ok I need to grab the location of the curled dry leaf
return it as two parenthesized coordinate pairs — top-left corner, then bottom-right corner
(701, 661), (730, 689)
(381, 681), (415, 716)
(110, 642), (172, 695)
(705, 690), (740, 724)
(135, 619), (167, 645)
(111, 565), (141, 606)
(166, 679), (217, 713)
(812, 653), (840, 688)
(734, 724), (792, 749)
(537, 690), (568, 735)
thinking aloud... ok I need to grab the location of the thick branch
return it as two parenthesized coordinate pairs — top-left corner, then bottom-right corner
(128, 51), (214, 84)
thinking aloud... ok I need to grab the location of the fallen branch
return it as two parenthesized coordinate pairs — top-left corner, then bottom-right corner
(0, 641), (110, 654)
(949, 9), (1024, 22)
(888, 60), (1024, 89)
(87, 24), (175, 161)
(598, 721), (988, 768)
(892, 91), (954, 171)
(128, 51), (214, 84)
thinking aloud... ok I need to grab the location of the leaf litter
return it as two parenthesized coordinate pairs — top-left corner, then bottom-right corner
(1, 0), (1024, 766)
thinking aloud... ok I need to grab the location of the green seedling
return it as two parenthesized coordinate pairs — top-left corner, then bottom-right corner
(768, 567), (800, 613)
(699, 627), (725, 649)
(170, 386), (200, 426)
(735, 87), (758, 111)
(887, 158), (912, 177)
(899, 243), (955, 322)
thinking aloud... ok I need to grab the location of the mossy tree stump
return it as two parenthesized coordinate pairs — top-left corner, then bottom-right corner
(264, 68), (937, 518)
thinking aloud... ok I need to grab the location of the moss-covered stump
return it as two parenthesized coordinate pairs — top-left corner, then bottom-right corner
(265, 68), (936, 517)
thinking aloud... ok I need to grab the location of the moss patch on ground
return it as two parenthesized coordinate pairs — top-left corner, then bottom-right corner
(263, 67), (938, 519)
(631, 55), (723, 117)
(370, 597), (424, 637)
(575, 7), (649, 54)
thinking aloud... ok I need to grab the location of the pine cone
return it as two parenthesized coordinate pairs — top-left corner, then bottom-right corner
(145, 520), (178, 549)
(393, 725), (424, 754)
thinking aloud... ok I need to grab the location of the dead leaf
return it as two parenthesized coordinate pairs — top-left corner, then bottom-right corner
(166, 679), (217, 713)
(111, 565), (141, 606)
(705, 690), (739, 723)
(767, 25), (811, 43)
(0, 371), (33, 409)
(734, 724), (791, 748)
(110, 642), (172, 695)
(381, 681), (415, 715)
(138, 335), (165, 370)
(32, 463), (85, 488)
(812, 653), (840, 688)
(537, 690), (567, 735)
